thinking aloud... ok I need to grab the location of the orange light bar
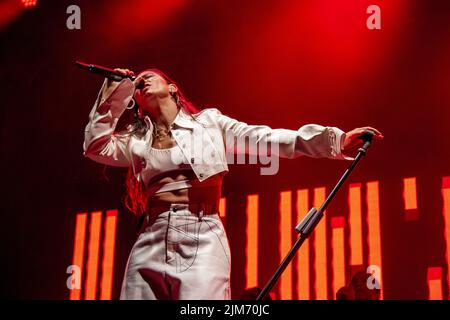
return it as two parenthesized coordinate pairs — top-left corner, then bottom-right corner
(349, 183), (363, 266)
(246, 195), (259, 289)
(427, 267), (443, 300)
(366, 181), (383, 299)
(219, 197), (226, 220)
(279, 191), (293, 300)
(84, 211), (102, 300)
(314, 187), (327, 300)
(70, 213), (87, 300)
(100, 210), (118, 300)
(331, 217), (345, 299)
(442, 177), (450, 282)
(403, 177), (419, 221)
(296, 189), (310, 300)
(403, 177), (418, 209)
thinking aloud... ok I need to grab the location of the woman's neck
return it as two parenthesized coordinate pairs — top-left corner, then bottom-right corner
(144, 97), (179, 129)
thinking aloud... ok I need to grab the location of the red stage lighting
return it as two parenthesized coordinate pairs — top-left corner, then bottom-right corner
(1, 0), (25, 31)
(21, 0), (37, 8)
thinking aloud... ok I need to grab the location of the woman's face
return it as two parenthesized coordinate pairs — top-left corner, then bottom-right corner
(133, 71), (177, 110)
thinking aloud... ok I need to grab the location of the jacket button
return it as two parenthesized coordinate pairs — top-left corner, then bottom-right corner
(182, 144), (186, 148)
(199, 173), (204, 178)
(191, 158), (195, 164)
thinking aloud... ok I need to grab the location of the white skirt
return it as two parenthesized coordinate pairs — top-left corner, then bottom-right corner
(120, 203), (231, 300)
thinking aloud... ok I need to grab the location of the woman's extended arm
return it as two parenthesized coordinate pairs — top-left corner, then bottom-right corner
(207, 108), (353, 160)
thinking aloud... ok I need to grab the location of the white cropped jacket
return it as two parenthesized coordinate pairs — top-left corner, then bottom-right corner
(83, 79), (352, 185)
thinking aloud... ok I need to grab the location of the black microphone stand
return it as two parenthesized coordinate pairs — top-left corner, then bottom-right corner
(256, 130), (376, 300)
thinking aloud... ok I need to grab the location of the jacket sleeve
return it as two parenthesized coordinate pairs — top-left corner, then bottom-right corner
(83, 78), (135, 167)
(208, 108), (353, 160)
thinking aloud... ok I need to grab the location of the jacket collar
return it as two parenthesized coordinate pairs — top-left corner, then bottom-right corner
(143, 107), (195, 131)
(173, 107), (196, 129)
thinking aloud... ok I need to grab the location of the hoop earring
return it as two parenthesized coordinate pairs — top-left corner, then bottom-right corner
(126, 98), (135, 110)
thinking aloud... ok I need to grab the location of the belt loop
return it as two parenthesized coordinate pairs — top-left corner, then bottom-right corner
(198, 210), (204, 221)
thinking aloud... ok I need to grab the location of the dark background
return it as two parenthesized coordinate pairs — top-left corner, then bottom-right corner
(1, 0), (449, 299)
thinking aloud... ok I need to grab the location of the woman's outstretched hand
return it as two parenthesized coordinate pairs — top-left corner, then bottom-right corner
(342, 127), (384, 151)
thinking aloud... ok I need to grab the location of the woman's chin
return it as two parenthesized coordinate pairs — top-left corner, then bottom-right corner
(143, 90), (155, 97)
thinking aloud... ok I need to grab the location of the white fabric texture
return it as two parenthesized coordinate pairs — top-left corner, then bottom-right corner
(120, 204), (231, 300)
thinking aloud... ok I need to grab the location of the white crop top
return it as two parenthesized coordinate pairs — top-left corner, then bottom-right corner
(142, 144), (223, 196)
(143, 144), (192, 187)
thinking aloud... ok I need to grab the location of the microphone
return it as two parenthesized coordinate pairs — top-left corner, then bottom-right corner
(358, 130), (375, 154)
(75, 61), (137, 82)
